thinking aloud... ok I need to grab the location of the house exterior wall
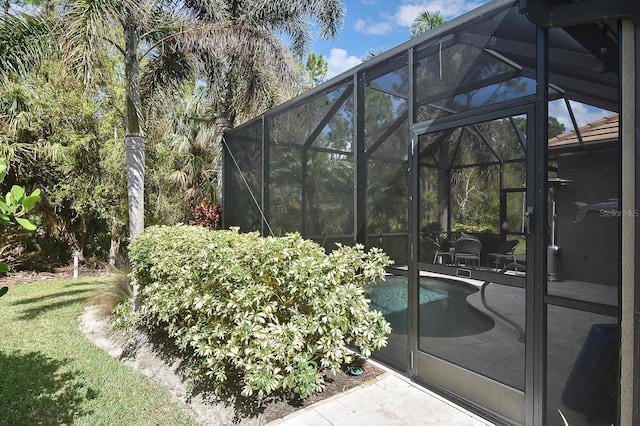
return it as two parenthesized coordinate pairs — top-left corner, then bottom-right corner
(556, 149), (619, 286)
(619, 18), (637, 426)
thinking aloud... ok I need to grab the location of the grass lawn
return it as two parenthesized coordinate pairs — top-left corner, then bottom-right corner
(0, 275), (198, 426)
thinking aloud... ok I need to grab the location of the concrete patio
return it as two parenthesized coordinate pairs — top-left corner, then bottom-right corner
(269, 360), (495, 426)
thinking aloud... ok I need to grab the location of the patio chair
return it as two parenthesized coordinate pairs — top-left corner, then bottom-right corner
(433, 239), (455, 264)
(454, 237), (482, 267)
(487, 239), (520, 270)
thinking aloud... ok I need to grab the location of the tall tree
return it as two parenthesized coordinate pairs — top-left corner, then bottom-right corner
(304, 53), (328, 89)
(63, 0), (345, 236)
(410, 10), (446, 37)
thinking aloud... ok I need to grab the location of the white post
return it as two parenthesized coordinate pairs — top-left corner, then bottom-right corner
(73, 254), (78, 279)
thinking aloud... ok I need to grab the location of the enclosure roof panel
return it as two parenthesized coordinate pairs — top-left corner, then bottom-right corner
(230, 0), (621, 134)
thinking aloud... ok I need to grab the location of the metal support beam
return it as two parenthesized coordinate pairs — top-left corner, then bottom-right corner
(301, 148), (308, 238)
(354, 72), (367, 245)
(563, 98), (584, 148)
(634, 18), (640, 424)
(408, 46), (419, 377)
(525, 24), (549, 426)
(303, 85), (354, 148)
(522, 0), (640, 28)
(262, 116), (270, 236)
(366, 110), (408, 157)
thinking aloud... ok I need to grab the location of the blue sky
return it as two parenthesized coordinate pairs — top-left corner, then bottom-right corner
(311, 0), (488, 79)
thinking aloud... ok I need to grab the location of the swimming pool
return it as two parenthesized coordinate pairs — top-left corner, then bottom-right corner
(366, 275), (495, 337)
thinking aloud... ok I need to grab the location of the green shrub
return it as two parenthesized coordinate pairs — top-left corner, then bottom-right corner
(126, 225), (392, 399)
(0, 158), (40, 297)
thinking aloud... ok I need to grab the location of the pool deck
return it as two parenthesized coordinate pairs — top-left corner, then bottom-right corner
(424, 272), (617, 425)
(269, 359), (495, 426)
(277, 271), (617, 425)
(357, 271), (617, 425)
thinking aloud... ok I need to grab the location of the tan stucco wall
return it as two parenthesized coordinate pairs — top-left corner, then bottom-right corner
(620, 18), (635, 426)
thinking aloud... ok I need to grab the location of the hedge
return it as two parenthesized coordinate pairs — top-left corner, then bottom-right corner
(125, 225), (392, 399)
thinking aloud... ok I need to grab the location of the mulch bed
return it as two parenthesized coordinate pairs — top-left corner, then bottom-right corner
(258, 360), (383, 422)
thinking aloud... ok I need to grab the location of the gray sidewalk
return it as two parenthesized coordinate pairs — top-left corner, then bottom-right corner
(268, 361), (496, 426)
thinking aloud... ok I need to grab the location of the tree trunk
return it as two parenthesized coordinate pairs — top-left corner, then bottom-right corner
(124, 24), (145, 238)
(124, 24), (143, 311)
(125, 134), (145, 237)
(215, 117), (232, 211)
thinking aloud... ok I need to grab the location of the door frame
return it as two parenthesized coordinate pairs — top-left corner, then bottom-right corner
(408, 102), (537, 425)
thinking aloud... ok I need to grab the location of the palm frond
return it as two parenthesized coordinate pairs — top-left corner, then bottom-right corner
(177, 22), (298, 120)
(0, 13), (57, 78)
(168, 134), (191, 154)
(248, 0), (345, 57)
(180, 0), (229, 22)
(61, 0), (139, 86)
(194, 125), (216, 150)
(141, 47), (194, 100)
(169, 169), (188, 189)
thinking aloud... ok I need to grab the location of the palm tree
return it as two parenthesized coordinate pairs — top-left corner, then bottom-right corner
(63, 0), (345, 236)
(410, 10), (446, 37)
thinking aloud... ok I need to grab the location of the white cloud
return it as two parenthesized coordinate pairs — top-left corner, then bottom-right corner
(395, 1), (485, 27)
(326, 48), (363, 79)
(354, 18), (394, 35)
(395, 4), (430, 27)
(567, 101), (612, 128)
(549, 99), (612, 131)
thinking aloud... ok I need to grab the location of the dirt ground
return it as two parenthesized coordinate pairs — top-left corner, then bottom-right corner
(5, 267), (383, 425)
(0, 264), (106, 286)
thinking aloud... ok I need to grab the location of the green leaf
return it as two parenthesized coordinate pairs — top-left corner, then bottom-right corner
(0, 286), (7, 297)
(15, 217), (36, 230)
(0, 159), (6, 175)
(0, 263), (8, 273)
(10, 185), (25, 202)
(22, 194), (40, 210)
(0, 171), (5, 183)
(0, 215), (11, 226)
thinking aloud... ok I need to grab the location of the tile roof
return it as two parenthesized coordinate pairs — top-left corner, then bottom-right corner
(548, 113), (619, 147)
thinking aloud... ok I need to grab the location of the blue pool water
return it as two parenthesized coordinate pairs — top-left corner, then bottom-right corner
(366, 275), (495, 337)
(368, 280), (448, 315)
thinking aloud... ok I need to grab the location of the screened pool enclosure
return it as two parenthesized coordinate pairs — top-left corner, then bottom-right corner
(223, 1), (640, 425)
